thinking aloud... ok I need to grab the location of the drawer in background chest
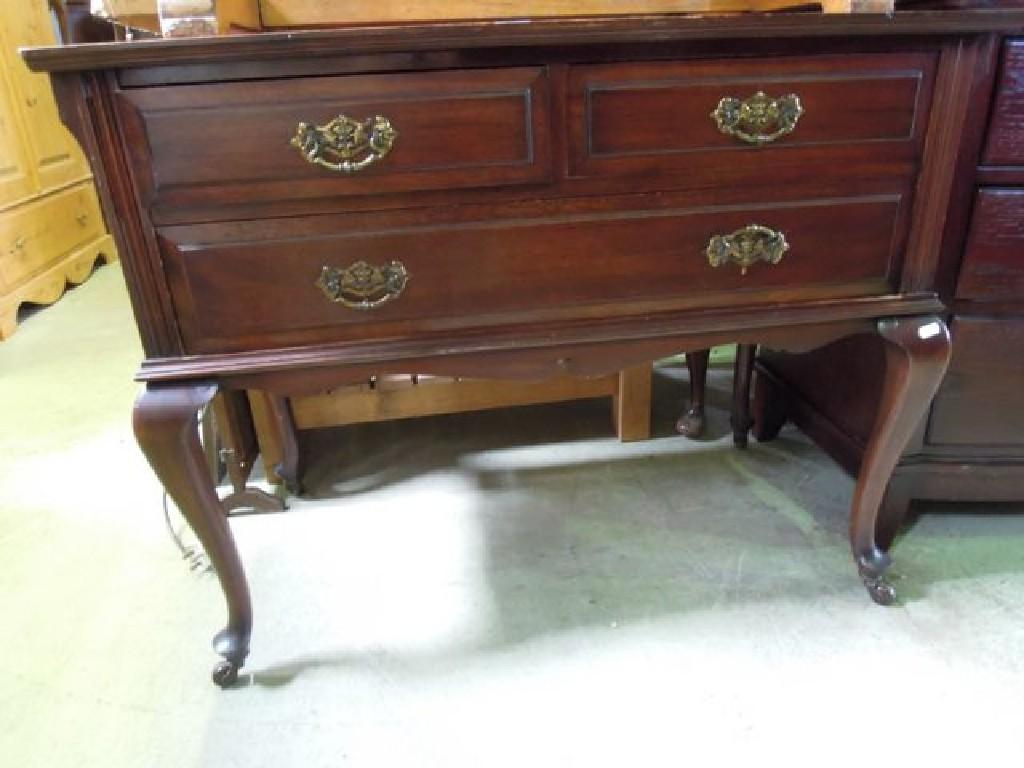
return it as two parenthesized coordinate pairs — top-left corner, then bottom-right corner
(0, 184), (104, 289)
(928, 317), (1024, 447)
(568, 52), (936, 187)
(116, 67), (551, 216)
(982, 39), (1024, 167)
(160, 193), (908, 354)
(956, 189), (1024, 302)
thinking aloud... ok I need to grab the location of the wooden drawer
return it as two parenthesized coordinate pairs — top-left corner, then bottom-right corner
(957, 188), (1024, 301)
(982, 39), (1024, 167)
(160, 193), (906, 353)
(568, 53), (935, 185)
(0, 183), (103, 289)
(928, 317), (1024, 447)
(118, 67), (551, 214)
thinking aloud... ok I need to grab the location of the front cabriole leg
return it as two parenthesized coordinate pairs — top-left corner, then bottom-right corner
(850, 316), (951, 605)
(133, 383), (253, 687)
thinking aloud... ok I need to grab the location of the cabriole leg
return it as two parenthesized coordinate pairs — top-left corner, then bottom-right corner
(677, 348), (710, 438)
(851, 316), (950, 605)
(876, 475), (915, 553)
(133, 383), (252, 687)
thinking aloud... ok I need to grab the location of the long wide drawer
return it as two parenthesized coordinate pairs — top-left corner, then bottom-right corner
(161, 193), (907, 353)
(568, 52), (935, 185)
(117, 67), (551, 214)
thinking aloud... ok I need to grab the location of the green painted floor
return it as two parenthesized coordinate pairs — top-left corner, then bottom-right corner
(3, 263), (1024, 766)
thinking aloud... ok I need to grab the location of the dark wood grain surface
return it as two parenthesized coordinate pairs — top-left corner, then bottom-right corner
(161, 194), (905, 353)
(983, 38), (1024, 164)
(751, 27), (1024, 541)
(117, 68), (552, 211)
(928, 317), (1024, 445)
(957, 188), (1024, 299)
(30, 10), (1018, 682)
(22, 10), (1024, 73)
(571, 52), (934, 176)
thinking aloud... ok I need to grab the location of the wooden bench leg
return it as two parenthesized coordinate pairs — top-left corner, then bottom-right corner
(614, 364), (653, 442)
(676, 349), (709, 438)
(248, 392), (303, 494)
(731, 344), (757, 449)
(248, 390), (284, 485)
(212, 391), (286, 515)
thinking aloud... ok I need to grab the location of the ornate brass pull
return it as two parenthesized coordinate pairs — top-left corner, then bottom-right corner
(290, 114), (397, 173)
(711, 92), (804, 145)
(316, 261), (409, 310)
(706, 224), (789, 275)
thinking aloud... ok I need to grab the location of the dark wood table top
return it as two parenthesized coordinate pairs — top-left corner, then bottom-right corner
(24, 7), (1024, 73)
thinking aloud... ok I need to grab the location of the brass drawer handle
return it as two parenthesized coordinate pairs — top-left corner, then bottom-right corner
(711, 92), (804, 145)
(316, 261), (408, 310)
(707, 224), (789, 275)
(290, 114), (397, 173)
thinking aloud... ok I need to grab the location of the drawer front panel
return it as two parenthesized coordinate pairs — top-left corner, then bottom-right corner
(983, 39), (1024, 167)
(957, 189), (1024, 301)
(119, 68), (551, 211)
(162, 194), (904, 353)
(928, 317), (1024, 447)
(0, 184), (103, 288)
(569, 53), (934, 182)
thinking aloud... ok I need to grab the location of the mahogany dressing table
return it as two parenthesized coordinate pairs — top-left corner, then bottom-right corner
(25, 6), (1024, 686)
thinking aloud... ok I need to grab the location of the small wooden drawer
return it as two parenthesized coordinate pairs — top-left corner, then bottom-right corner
(956, 189), (1024, 301)
(982, 39), (1024, 167)
(160, 193), (906, 353)
(928, 317), (1024, 447)
(568, 53), (935, 185)
(117, 67), (551, 214)
(0, 184), (103, 289)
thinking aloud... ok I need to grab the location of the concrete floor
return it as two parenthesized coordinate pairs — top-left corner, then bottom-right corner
(3, 263), (1024, 766)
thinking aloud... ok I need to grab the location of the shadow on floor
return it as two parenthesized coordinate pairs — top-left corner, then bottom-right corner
(232, 365), (1024, 687)
(296, 365), (736, 499)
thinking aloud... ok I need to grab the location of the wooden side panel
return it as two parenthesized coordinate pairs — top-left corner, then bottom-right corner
(759, 336), (884, 456)
(251, 365), (651, 479)
(291, 374), (618, 428)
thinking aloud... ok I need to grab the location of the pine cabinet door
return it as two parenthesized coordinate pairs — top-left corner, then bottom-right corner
(0, 62), (34, 209)
(1, 0), (88, 192)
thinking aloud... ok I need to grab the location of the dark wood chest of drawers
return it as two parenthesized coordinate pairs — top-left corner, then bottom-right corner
(26, 9), (1024, 686)
(108, 45), (938, 359)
